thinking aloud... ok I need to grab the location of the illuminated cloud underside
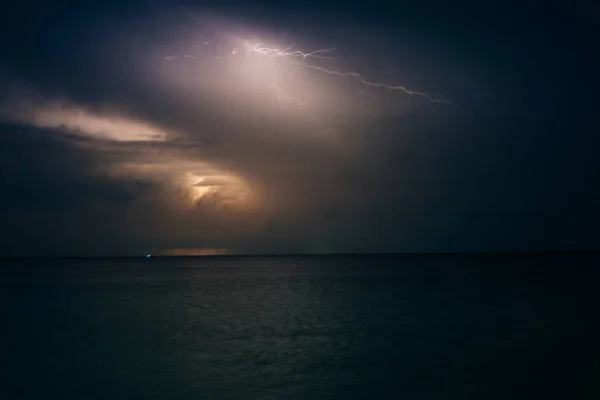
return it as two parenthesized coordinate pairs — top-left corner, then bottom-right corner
(1, 96), (167, 142)
(108, 159), (255, 209)
(0, 13), (456, 234)
(0, 85), (253, 208)
(31, 105), (168, 142)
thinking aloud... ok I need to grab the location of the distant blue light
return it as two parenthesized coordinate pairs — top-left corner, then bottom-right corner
(146, 254), (151, 258)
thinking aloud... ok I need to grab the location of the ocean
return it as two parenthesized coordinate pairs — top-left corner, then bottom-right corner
(2, 254), (599, 399)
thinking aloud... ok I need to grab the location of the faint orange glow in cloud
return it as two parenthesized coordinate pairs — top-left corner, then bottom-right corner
(107, 158), (257, 210)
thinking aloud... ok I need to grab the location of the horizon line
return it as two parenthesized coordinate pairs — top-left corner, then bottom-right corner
(1, 249), (599, 260)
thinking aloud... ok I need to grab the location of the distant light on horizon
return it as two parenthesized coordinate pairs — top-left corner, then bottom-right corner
(163, 248), (231, 256)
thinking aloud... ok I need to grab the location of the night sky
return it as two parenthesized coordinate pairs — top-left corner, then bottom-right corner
(0, 0), (597, 256)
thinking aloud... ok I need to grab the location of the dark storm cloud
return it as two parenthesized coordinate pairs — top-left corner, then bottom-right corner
(0, 1), (598, 256)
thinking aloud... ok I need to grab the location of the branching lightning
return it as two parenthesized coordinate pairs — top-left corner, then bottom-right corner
(245, 41), (337, 60)
(244, 41), (459, 107)
(161, 36), (459, 114)
(290, 60), (458, 106)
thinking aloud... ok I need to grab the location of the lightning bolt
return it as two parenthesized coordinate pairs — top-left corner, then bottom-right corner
(245, 41), (337, 60)
(245, 41), (459, 107)
(272, 84), (321, 124)
(292, 60), (458, 106)
(272, 84), (308, 108)
(161, 36), (460, 121)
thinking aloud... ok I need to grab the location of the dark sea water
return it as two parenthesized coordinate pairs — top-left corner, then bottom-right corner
(2, 254), (599, 399)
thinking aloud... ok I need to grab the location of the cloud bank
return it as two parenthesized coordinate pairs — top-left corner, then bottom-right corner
(0, 5), (596, 256)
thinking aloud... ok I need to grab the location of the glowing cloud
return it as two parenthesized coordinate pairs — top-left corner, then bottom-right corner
(107, 158), (256, 210)
(159, 18), (460, 127)
(29, 105), (168, 142)
(0, 93), (168, 142)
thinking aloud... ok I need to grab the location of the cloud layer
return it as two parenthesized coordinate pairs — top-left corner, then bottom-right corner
(0, 5), (597, 256)
(2, 98), (168, 142)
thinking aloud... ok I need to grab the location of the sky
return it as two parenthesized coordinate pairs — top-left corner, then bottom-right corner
(0, 0), (598, 256)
